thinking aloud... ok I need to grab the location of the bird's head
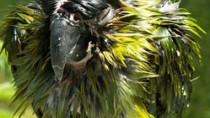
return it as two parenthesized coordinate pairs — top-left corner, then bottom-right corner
(40, 0), (109, 19)
(45, 0), (117, 81)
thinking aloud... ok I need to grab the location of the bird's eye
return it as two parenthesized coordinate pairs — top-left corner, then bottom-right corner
(69, 14), (80, 24)
(69, 14), (80, 26)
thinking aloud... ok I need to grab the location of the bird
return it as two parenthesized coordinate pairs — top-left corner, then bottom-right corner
(0, 0), (204, 117)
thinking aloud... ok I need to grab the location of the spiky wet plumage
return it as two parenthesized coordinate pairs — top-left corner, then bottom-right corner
(0, 0), (204, 118)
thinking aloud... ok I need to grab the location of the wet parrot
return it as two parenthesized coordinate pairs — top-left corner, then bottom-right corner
(0, 0), (204, 118)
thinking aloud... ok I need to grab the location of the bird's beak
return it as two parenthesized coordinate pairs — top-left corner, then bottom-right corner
(50, 15), (81, 81)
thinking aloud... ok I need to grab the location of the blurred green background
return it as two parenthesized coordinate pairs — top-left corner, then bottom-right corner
(0, 0), (209, 118)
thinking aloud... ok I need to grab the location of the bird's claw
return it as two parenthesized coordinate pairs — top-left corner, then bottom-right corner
(87, 41), (95, 52)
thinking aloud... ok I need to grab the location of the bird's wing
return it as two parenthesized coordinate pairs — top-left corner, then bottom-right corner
(0, 3), (55, 117)
(99, 0), (204, 117)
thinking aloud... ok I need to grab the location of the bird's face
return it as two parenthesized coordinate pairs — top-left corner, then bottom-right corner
(47, 0), (112, 81)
